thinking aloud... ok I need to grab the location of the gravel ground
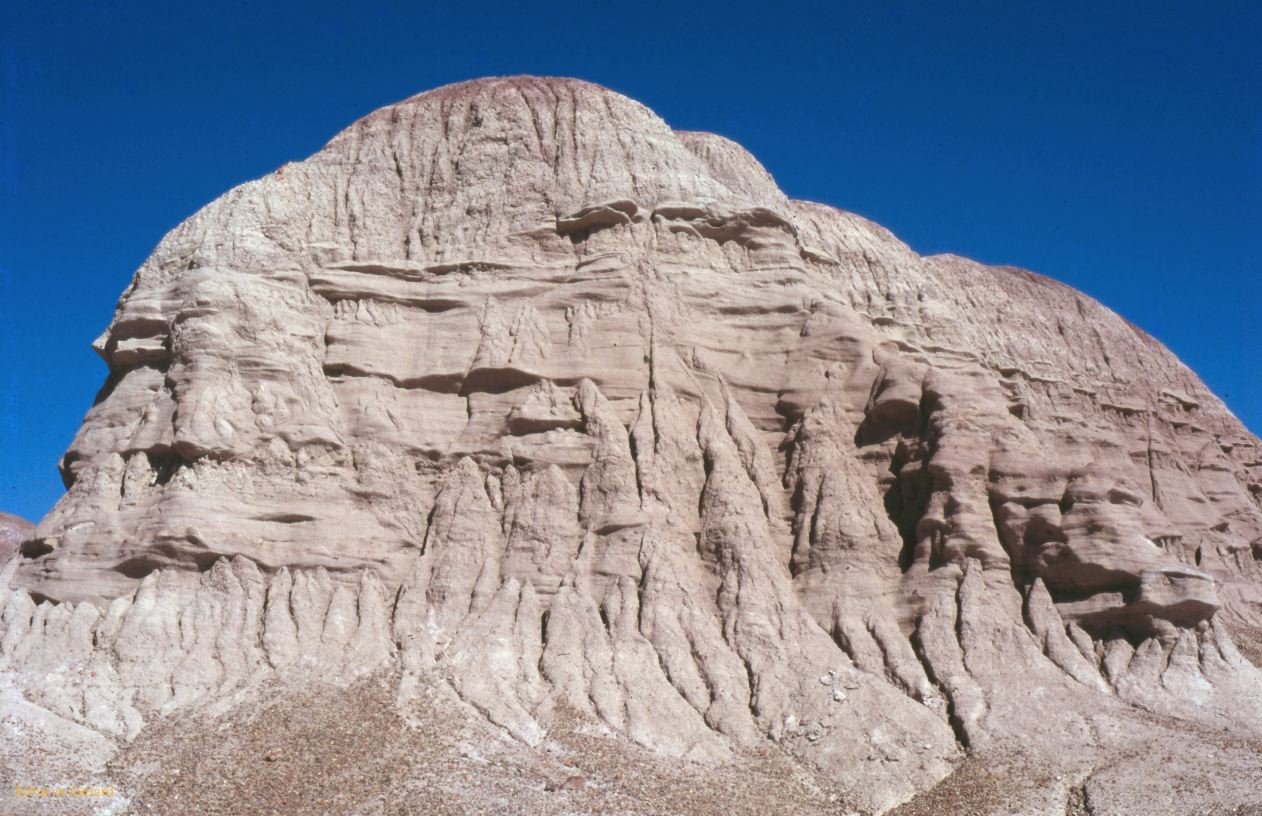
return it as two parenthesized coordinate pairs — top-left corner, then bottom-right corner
(1228, 624), (1262, 668)
(7, 667), (1261, 815)
(108, 672), (855, 816)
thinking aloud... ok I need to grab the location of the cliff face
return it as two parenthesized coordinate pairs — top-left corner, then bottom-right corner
(5, 77), (1262, 814)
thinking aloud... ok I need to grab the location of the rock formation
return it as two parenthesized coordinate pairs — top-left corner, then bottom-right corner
(0, 514), (34, 564)
(4, 77), (1262, 815)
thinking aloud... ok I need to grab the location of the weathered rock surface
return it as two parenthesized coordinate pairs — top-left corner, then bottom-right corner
(0, 513), (34, 565)
(4, 77), (1262, 814)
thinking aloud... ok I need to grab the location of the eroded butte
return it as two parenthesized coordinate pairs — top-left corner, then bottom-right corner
(4, 77), (1262, 815)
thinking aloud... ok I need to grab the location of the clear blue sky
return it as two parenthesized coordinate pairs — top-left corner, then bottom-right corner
(2, 1), (1259, 523)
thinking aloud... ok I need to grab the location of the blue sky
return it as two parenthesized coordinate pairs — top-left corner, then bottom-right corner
(2, 1), (1259, 522)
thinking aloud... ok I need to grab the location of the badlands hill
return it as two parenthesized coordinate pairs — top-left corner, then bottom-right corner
(4, 77), (1262, 815)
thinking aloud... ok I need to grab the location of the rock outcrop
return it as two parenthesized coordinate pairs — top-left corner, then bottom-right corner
(0, 514), (34, 565)
(4, 77), (1262, 815)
